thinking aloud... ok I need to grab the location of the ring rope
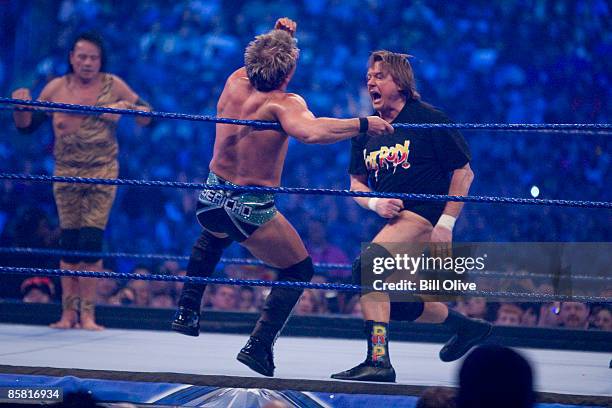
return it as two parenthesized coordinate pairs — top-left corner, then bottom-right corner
(5, 104), (610, 136)
(493, 128), (612, 136)
(1, 173), (610, 209)
(0, 247), (347, 271)
(1, 247), (609, 283)
(0, 266), (609, 303)
(2, 97), (611, 131)
(1, 98), (281, 129)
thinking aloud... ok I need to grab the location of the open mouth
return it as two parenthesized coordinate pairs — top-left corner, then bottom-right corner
(370, 91), (382, 103)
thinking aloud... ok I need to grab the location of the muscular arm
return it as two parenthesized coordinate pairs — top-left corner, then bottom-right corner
(218, 67), (359, 146)
(273, 95), (364, 144)
(216, 67), (348, 142)
(441, 163), (474, 218)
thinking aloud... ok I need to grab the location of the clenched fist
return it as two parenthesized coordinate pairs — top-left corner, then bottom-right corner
(366, 116), (394, 137)
(275, 17), (297, 37)
(371, 198), (404, 218)
(12, 88), (32, 101)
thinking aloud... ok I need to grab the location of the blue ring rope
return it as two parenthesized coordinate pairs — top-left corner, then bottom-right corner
(1, 97), (281, 129)
(2, 97), (611, 131)
(0, 247), (347, 271)
(1, 173), (610, 209)
(5, 104), (611, 135)
(0, 266), (608, 303)
(3, 99), (610, 300)
(0, 247), (609, 283)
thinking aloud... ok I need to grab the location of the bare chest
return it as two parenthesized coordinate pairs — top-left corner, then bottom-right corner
(50, 78), (115, 132)
(52, 81), (113, 106)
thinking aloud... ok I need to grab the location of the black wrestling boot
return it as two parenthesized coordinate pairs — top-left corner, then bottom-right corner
(173, 231), (232, 337)
(171, 306), (200, 337)
(237, 257), (315, 377)
(331, 361), (396, 382)
(236, 287), (293, 377)
(331, 321), (396, 383)
(237, 336), (275, 377)
(439, 309), (493, 362)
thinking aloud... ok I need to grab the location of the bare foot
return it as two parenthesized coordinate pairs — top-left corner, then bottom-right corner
(49, 311), (78, 329)
(49, 317), (78, 329)
(80, 317), (104, 331)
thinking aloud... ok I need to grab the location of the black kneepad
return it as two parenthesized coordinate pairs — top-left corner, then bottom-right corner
(278, 256), (314, 282)
(60, 229), (81, 264)
(390, 301), (425, 322)
(78, 227), (104, 264)
(351, 243), (392, 289)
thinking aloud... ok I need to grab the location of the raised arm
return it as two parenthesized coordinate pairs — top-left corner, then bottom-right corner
(273, 94), (393, 144)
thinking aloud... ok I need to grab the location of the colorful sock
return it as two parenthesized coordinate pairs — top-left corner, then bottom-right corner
(366, 320), (391, 367)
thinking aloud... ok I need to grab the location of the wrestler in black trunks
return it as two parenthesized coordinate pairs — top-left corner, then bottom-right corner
(332, 50), (492, 383)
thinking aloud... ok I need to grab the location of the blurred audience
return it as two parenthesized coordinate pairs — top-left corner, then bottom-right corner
(238, 286), (258, 312)
(559, 301), (590, 330)
(0, 1), (609, 332)
(21, 276), (55, 304)
(208, 285), (238, 311)
(591, 305), (611, 331)
(295, 289), (323, 315)
(495, 303), (523, 326)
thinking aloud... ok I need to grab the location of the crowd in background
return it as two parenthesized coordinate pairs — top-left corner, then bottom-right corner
(0, 0), (609, 330)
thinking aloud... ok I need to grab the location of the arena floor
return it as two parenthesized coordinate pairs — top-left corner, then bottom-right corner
(0, 323), (610, 399)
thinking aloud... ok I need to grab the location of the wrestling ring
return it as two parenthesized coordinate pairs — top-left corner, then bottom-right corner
(0, 98), (610, 407)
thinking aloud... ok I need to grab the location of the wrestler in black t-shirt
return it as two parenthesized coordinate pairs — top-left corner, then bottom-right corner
(333, 50), (491, 384)
(349, 98), (471, 226)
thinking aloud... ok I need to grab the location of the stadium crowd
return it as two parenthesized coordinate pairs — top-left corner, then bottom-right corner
(0, 0), (609, 330)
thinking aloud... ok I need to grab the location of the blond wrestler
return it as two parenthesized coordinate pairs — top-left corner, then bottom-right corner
(170, 18), (393, 376)
(12, 32), (151, 330)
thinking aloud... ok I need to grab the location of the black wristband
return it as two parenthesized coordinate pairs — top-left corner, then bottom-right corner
(359, 117), (369, 134)
(16, 110), (47, 134)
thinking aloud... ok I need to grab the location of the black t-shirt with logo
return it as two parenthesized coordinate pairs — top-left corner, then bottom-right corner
(348, 99), (471, 225)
